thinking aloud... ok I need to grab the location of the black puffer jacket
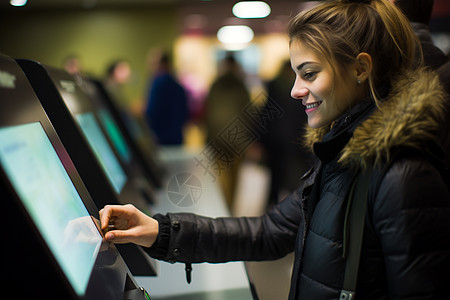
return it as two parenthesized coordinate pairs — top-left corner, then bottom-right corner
(146, 69), (450, 299)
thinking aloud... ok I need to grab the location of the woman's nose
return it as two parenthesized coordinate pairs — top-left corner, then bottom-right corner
(291, 80), (309, 100)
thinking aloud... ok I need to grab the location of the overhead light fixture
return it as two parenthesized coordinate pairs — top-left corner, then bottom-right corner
(10, 0), (27, 6)
(217, 25), (254, 50)
(232, 1), (271, 19)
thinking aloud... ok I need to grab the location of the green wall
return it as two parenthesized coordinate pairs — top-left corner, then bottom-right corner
(0, 6), (178, 106)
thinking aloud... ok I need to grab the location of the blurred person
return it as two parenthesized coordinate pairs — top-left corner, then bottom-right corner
(145, 52), (188, 145)
(205, 54), (251, 141)
(204, 54), (252, 207)
(260, 60), (313, 208)
(392, 0), (450, 181)
(391, 0), (448, 69)
(99, 1), (450, 299)
(393, 0), (450, 189)
(63, 55), (83, 75)
(103, 59), (133, 112)
(104, 59), (132, 93)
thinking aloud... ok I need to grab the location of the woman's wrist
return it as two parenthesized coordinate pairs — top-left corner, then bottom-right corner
(145, 214), (171, 259)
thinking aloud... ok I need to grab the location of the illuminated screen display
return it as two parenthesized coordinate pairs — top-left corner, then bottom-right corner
(76, 112), (127, 194)
(98, 109), (131, 164)
(0, 122), (102, 296)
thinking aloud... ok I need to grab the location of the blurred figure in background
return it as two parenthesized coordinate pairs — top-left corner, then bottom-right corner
(260, 60), (313, 208)
(145, 52), (189, 145)
(391, 0), (448, 69)
(103, 59), (133, 112)
(392, 0), (450, 180)
(204, 54), (252, 208)
(63, 54), (83, 75)
(104, 59), (132, 95)
(205, 55), (251, 141)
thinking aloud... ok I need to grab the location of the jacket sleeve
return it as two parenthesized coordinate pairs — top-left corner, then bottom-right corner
(371, 157), (450, 298)
(144, 185), (304, 264)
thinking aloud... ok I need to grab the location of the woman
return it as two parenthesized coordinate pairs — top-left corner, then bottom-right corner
(99, 0), (450, 298)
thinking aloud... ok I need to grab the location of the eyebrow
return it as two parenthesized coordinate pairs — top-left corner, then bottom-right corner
(296, 61), (318, 71)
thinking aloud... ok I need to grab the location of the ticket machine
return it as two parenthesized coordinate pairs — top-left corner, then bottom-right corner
(1, 53), (152, 299)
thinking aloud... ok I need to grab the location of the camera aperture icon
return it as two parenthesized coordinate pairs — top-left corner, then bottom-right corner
(167, 172), (202, 207)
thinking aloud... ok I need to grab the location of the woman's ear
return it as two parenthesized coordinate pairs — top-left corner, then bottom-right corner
(355, 52), (372, 84)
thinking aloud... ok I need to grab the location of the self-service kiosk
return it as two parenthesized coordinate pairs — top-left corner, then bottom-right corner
(83, 78), (164, 189)
(16, 58), (158, 276)
(18, 59), (155, 206)
(1, 53), (152, 299)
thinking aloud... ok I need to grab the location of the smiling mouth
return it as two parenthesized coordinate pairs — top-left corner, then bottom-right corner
(306, 101), (322, 109)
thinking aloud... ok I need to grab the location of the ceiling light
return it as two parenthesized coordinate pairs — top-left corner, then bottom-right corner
(232, 1), (271, 19)
(217, 25), (254, 45)
(10, 0), (27, 6)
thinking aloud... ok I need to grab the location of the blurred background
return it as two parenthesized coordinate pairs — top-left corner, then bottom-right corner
(1, 0), (449, 211)
(1, 0), (306, 121)
(1, 0), (449, 122)
(1, 0), (449, 208)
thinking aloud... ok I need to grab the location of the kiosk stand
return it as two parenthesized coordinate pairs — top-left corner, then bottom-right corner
(1, 53), (152, 299)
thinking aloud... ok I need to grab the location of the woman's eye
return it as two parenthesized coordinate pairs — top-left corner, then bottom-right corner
(303, 71), (316, 80)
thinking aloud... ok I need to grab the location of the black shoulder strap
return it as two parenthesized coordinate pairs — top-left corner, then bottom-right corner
(340, 168), (372, 300)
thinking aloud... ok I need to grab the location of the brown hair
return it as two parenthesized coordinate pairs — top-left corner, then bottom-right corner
(288, 0), (421, 104)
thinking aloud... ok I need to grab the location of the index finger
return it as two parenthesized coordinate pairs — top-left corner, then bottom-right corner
(99, 205), (130, 231)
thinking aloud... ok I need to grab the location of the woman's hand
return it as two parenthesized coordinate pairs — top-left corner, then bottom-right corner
(99, 204), (158, 248)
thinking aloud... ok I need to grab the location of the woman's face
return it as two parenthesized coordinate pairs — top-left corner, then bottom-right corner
(290, 40), (360, 129)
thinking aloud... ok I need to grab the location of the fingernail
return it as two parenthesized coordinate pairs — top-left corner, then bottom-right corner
(106, 232), (115, 240)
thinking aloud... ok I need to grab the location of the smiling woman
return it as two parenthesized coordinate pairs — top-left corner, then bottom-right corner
(96, 1), (450, 299)
(288, 0), (417, 110)
(289, 41), (371, 129)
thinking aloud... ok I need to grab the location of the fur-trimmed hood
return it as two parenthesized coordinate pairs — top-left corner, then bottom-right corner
(304, 68), (447, 169)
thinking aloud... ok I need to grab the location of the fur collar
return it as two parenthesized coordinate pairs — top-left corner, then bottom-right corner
(304, 68), (447, 169)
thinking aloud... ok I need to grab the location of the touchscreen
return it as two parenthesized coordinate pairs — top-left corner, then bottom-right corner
(0, 122), (102, 296)
(76, 112), (127, 194)
(98, 109), (131, 164)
